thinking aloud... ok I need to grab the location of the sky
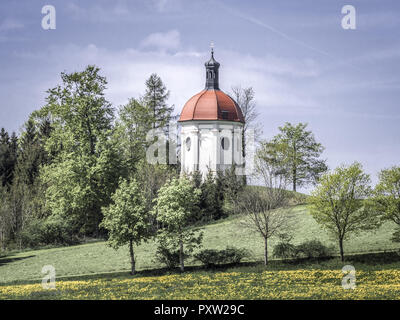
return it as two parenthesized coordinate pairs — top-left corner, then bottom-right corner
(0, 0), (399, 191)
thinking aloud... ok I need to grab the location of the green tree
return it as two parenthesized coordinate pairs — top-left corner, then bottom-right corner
(0, 185), (12, 250)
(39, 65), (123, 236)
(264, 122), (327, 191)
(135, 160), (176, 231)
(215, 165), (244, 215)
(41, 64), (114, 157)
(373, 166), (400, 242)
(14, 118), (47, 186)
(200, 169), (223, 221)
(42, 139), (124, 236)
(143, 73), (173, 130)
(101, 178), (151, 275)
(155, 177), (202, 272)
(0, 128), (18, 188)
(9, 116), (54, 248)
(114, 98), (154, 174)
(308, 162), (380, 261)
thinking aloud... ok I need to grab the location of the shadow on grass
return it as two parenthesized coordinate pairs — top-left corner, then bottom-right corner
(275, 249), (400, 266)
(0, 254), (35, 266)
(3, 250), (400, 287)
(345, 250), (400, 264)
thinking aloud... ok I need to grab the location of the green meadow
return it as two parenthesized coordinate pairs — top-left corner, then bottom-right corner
(1, 204), (398, 287)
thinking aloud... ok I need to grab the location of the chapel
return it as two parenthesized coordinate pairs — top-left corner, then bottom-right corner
(178, 47), (245, 177)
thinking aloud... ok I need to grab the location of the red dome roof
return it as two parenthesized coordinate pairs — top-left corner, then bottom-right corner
(179, 89), (245, 123)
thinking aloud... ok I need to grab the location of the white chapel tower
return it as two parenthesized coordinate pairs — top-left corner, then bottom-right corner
(178, 47), (245, 177)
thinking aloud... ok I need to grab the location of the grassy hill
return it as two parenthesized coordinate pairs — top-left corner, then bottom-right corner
(0, 204), (398, 285)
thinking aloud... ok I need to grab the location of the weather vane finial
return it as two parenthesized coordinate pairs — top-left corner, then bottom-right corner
(210, 41), (214, 56)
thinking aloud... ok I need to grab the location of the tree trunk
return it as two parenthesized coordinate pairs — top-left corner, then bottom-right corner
(264, 237), (268, 265)
(292, 167), (297, 192)
(129, 239), (136, 275)
(339, 238), (344, 262)
(179, 239), (184, 272)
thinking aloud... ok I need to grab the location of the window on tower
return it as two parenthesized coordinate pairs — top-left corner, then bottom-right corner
(221, 137), (230, 150)
(185, 137), (191, 151)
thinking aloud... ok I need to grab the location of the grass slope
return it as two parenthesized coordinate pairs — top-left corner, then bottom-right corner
(0, 204), (398, 286)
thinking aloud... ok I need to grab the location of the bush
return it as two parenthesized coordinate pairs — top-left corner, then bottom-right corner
(295, 240), (333, 259)
(154, 237), (191, 270)
(272, 242), (298, 259)
(194, 246), (249, 267)
(154, 245), (181, 269)
(273, 233), (298, 259)
(391, 228), (400, 243)
(273, 238), (333, 261)
(19, 216), (78, 248)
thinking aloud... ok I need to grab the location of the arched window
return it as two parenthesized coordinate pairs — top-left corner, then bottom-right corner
(221, 137), (230, 150)
(186, 137), (191, 151)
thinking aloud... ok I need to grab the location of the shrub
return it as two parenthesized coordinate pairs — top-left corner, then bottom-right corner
(273, 238), (334, 261)
(154, 238), (191, 270)
(295, 240), (333, 259)
(273, 233), (298, 259)
(154, 245), (181, 269)
(219, 247), (249, 264)
(19, 216), (78, 248)
(272, 242), (298, 259)
(391, 228), (400, 243)
(194, 246), (249, 267)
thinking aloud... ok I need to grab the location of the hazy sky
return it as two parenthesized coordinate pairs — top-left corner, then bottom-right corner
(0, 0), (399, 190)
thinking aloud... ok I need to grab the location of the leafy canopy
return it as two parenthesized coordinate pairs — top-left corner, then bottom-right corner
(101, 178), (150, 249)
(309, 162), (379, 242)
(263, 122), (327, 191)
(155, 177), (201, 231)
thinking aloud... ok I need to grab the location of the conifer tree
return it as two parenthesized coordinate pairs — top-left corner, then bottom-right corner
(143, 73), (173, 130)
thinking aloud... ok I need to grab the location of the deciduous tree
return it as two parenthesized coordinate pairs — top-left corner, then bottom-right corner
(101, 178), (151, 275)
(263, 122), (327, 191)
(235, 149), (292, 265)
(308, 162), (380, 261)
(155, 177), (202, 272)
(39, 65), (123, 236)
(373, 166), (400, 242)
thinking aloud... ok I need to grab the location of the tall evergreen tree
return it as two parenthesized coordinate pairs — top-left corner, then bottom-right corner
(200, 170), (223, 221)
(15, 119), (41, 185)
(0, 128), (18, 187)
(143, 73), (173, 130)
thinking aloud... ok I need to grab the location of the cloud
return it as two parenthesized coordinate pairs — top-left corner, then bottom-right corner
(140, 30), (181, 51)
(14, 40), (325, 124)
(5, 42), (399, 193)
(0, 18), (24, 32)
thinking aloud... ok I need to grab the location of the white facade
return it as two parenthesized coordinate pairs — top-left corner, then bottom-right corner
(180, 120), (244, 177)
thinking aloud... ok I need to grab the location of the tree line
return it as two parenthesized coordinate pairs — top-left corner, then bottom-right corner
(1, 64), (399, 273)
(236, 124), (400, 264)
(0, 65), (245, 252)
